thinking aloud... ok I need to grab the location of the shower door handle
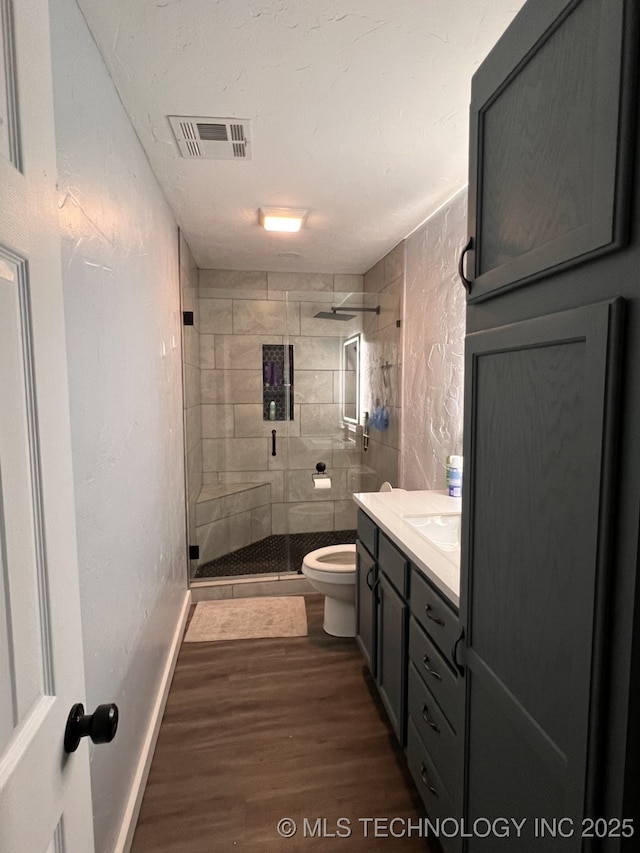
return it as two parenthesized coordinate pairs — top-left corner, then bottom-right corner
(271, 429), (276, 456)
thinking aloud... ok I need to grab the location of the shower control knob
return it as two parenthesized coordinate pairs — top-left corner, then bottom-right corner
(64, 702), (119, 753)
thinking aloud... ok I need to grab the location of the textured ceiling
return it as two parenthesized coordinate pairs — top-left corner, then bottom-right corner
(74, 0), (525, 274)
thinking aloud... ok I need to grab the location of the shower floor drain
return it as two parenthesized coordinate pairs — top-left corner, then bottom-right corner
(195, 530), (357, 579)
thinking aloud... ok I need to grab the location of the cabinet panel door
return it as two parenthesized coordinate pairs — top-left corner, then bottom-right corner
(466, 0), (636, 301)
(355, 541), (376, 675)
(376, 573), (408, 745)
(461, 300), (622, 847)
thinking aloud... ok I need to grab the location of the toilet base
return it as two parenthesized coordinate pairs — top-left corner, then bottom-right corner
(323, 596), (356, 638)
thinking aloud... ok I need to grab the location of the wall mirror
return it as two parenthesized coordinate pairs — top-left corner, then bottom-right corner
(342, 334), (360, 424)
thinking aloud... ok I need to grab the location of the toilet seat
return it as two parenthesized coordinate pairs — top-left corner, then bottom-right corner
(302, 544), (355, 574)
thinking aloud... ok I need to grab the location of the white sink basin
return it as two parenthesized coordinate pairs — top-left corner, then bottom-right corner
(404, 514), (461, 551)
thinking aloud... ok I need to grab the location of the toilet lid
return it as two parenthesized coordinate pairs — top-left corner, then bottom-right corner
(303, 544), (356, 572)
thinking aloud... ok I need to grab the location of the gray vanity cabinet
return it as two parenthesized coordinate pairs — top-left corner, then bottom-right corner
(355, 510), (411, 748)
(375, 533), (409, 746)
(355, 510), (377, 675)
(406, 570), (464, 853)
(461, 0), (640, 848)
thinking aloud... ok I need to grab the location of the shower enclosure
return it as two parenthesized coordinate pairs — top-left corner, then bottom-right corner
(180, 261), (369, 582)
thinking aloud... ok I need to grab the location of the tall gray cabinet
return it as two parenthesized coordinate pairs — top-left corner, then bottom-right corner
(460, 0), (639, 849)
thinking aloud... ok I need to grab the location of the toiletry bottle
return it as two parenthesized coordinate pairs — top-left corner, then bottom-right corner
(447, 455), (463, 497)
(269, 400), (276, 421)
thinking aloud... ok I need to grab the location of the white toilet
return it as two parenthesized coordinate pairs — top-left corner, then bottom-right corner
(301, 544), (357, 637)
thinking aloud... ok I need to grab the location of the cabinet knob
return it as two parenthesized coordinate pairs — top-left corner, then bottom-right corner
(421, 703), (440, 733)
(420, 763), (439, 798)
(422, 654), (442, 681)
(424, 604), (445, 626)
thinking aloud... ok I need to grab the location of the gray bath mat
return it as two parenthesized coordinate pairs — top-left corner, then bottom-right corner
(184, 596), (308, 642)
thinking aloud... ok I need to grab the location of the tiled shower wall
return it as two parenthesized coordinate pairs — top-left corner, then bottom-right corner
(401, 188), (467, 489)
(360, 242), (404, 489)
(196, 269), (365, 558)
(180, 234), (201, 562)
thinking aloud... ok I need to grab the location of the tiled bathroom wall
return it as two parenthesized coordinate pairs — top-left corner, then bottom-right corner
(401, 188), (467, 489)
(195, 269), (365, 562)
(360, 242), (404, 490)
(180, 234), (201, 563)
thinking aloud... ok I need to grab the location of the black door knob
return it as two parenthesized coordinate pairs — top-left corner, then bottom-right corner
(64, 702), (119, 753)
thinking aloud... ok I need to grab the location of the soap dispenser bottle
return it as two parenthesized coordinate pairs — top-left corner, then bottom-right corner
(446, 455), (463, 497)
(268, 400), (276, 421)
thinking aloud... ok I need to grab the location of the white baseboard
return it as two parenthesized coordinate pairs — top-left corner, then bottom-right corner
(112, 589), (191, 853)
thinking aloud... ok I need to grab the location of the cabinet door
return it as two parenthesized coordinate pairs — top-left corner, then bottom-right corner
(465, 0), (636, 300)
(377, 572), (408, 746)
(355, 541), (376, 675)
(461, 300), (622, 849)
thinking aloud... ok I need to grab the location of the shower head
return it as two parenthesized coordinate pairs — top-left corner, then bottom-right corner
(314, 310), (356, 321)
(313, 305), (380, 321)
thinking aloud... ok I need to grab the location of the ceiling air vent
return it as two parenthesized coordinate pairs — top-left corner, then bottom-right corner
(168, 116), (252, 160)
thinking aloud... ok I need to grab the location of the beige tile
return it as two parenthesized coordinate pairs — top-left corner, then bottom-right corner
(251, 505), (272, 542)
(197, 511), (253, 562)
(334, 500), (358, 530)
(286, 501), (336, 533)
(234, 404), (268, 437)
(232, 299), (301, 336)
(199, 298), (233, 334)
(294, 371), (335, 405)
(218, 470), (285, 503)
(232, 577), (313, 597)
(200, 334), (216, 369)
(385, 242), (405, 286)
(214, 335), (265, 369)
(201, 369), (262, 405)
(364, 258), (385, 293)
(334, 274), (364, 292)
(289, 336), (342, 370)
(202, 438), (267, 472)
(299, 300), (362, 338)
(183, 324), (200, 368)
(269, 435), (334, 471)
(185, 403), (202, 452)
(199, 269), (267, 300)
(286, 467), (347, 502)
(201, 405), (235, 439)
(195, 484), (270, 528)
(190, 584), (234, 602)
(267, 271), (333, 293)
(184, 362), (201, 408)
(299, 403), (342, 436)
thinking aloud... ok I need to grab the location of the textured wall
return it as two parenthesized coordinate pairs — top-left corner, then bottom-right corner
(50, 0), (187, 849)
(401, 189), (467, 490)
(360, 243), (404, 490)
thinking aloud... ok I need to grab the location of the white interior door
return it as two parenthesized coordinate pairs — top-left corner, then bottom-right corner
(0, 0), (95, 850)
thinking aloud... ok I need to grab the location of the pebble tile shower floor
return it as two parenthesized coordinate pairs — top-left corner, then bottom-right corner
(195, 529), (358, 578)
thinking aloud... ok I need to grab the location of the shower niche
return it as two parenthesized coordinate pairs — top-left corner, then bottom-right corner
(263, 344), (294, 420)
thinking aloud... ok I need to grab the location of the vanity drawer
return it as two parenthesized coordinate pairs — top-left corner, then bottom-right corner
(411, 569), (460, 665)
(378, 532), (409, 597)
(409, 617), (461, 733)
(408, 662), (460, 803)
(406, 719), (460, 850)
(357, 509), (378, 559)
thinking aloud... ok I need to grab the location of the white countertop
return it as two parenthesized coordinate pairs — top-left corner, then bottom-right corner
(353, 489), (462, 607)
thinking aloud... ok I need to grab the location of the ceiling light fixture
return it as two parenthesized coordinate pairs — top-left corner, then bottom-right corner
(260, 207), (307, 233)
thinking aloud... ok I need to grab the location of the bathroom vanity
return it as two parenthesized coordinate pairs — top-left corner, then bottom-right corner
(353, 490), (463, 852)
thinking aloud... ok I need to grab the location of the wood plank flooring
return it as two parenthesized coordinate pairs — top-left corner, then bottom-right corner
(130, 595), (436, 852)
